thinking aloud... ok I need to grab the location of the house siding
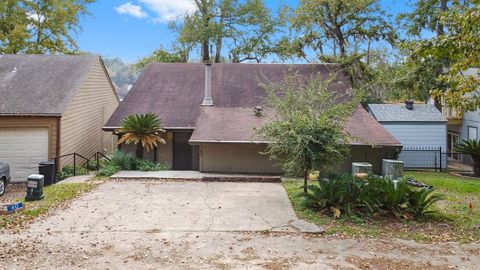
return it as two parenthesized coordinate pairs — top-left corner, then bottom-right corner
(118, 131), (173, 168)
(339, 145), (400, 175)
(199, 143), (282, 174)
(381, 122), (447, 168)
(460, 110), (480, 141)
(0, 116), (58, 159)
(60, 58), (119, 167)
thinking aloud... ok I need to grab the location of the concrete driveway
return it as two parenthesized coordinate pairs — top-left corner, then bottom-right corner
(31, 181), (298, 233)
(2, 180), (480, 269)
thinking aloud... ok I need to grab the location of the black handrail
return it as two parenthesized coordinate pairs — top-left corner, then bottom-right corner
(54, 151), (112, 180)
(94, 151), (111, 170)
(53, 152), (90, 177)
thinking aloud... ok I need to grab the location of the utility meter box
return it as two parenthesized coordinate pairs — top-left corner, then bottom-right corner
(25, 174), (44, 201)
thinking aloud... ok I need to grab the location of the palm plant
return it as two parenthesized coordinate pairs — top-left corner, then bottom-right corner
(455, 139), (480, 177)
(117, 113), (166, 159)
(407, 188), (445, 221)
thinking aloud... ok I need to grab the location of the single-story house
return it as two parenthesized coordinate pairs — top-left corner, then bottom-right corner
(0, 55), (119, 181)
(105, 63), (401, 175)
(368, 102), (447, 169)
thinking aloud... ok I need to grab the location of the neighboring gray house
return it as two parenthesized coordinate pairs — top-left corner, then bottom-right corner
(369, 102), (447, 169)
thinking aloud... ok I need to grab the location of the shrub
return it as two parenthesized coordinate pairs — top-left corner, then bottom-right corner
(362, 176), (411, 216)
(56, 164), (89, 181)
(95, 164), (120, 177)
(95, 150), (169, 175)
(407, 188), (445, 221)
(300, 174), (444, 221)
(302, 175), (367, 217)
(133, 159), (169, 171)
(109, 150), (135, 170)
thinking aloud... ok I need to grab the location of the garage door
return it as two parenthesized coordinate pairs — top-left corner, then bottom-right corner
(0, 128), (49, 182)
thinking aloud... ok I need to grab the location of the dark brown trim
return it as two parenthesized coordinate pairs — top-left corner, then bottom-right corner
(55, 116), (61, 172)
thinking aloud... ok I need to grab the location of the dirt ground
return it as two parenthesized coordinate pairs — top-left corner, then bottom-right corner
(1, 180), (479, 269)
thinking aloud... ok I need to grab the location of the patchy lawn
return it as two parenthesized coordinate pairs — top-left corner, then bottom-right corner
(405, 171), (480, 230)
(283, 171), (480, 243)
(0, 182), (98, 232)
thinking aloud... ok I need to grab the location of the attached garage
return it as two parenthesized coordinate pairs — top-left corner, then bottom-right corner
(0, 55), (119, 182)
(0, 127), (49, 181)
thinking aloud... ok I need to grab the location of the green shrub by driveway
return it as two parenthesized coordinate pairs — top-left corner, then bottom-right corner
(56, 164), (89, 181)
(284, 172), (480, 242)
(301, 174), (444, 221)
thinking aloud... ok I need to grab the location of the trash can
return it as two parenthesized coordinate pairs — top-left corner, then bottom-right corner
(39, 161), (55, 186)
(25, 174), (44, 201)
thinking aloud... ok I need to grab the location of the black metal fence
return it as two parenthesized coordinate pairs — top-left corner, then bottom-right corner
(400, 147), (472, 172)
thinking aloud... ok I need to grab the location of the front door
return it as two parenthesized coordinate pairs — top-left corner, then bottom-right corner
(173, 132), (193, 170)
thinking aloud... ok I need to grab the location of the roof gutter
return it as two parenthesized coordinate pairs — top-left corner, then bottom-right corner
(0, 113), (62, 117)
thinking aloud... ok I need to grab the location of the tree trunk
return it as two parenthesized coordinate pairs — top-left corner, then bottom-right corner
(303, 168), (309, 193)
(473, 157), (480, 177)
(436, 0), (448, 37)
(303, 157), (311, 193)
(215, 10), (224, 63)
(136, 144), (144, 160)
(200, 0), (210, 62)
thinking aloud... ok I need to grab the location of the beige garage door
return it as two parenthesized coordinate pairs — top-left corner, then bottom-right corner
(0, 127), (49, 182)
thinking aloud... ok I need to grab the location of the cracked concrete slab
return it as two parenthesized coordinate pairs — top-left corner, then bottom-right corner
(3, 180), (480, 269)
(291, 220), (325, 233)
(30, 181), (298, 233)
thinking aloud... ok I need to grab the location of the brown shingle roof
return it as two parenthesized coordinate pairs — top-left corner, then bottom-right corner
(0, 54), (98, 116)
(189, 107), (272, 143)
(105, 63), (349, 128)
(345, 106), (401, 146)
(189, 106), (401, 146)
(106, 63), (400, 147)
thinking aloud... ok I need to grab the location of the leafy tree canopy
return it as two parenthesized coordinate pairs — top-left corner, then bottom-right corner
(168, 0), (281, 63)
(257, 73), (358, 192)
(414, 0), (480, 111)
(0, 0), (95, 54)
(132, 46), (189, 72)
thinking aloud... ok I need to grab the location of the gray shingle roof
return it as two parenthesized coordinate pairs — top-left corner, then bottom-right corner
(368, 103), (447, 122)
(0, 54), (98, 116)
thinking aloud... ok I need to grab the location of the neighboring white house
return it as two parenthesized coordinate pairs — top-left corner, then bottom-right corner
(368, 102), (447, 169)
(440, 68), (480, 165)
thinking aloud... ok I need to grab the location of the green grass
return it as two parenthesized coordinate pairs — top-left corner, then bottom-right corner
(405, 171), (480, 194)
(405, 171), (480, 229)
(283, 172), (480, 242)
(0, 183), (96, 230)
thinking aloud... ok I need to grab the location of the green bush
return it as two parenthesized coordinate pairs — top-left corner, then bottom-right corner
(302, 175), (367, 217)
(95, 164), (120, 177)
(133, 159), (170, 171)
(95, 150), (169, 176)
(56, 164), (88, 181)
(362, 176), (411, 216)
(109, 150), (135, 170)
(301, 174), (444, 221)
(407, 188), (445, 221)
